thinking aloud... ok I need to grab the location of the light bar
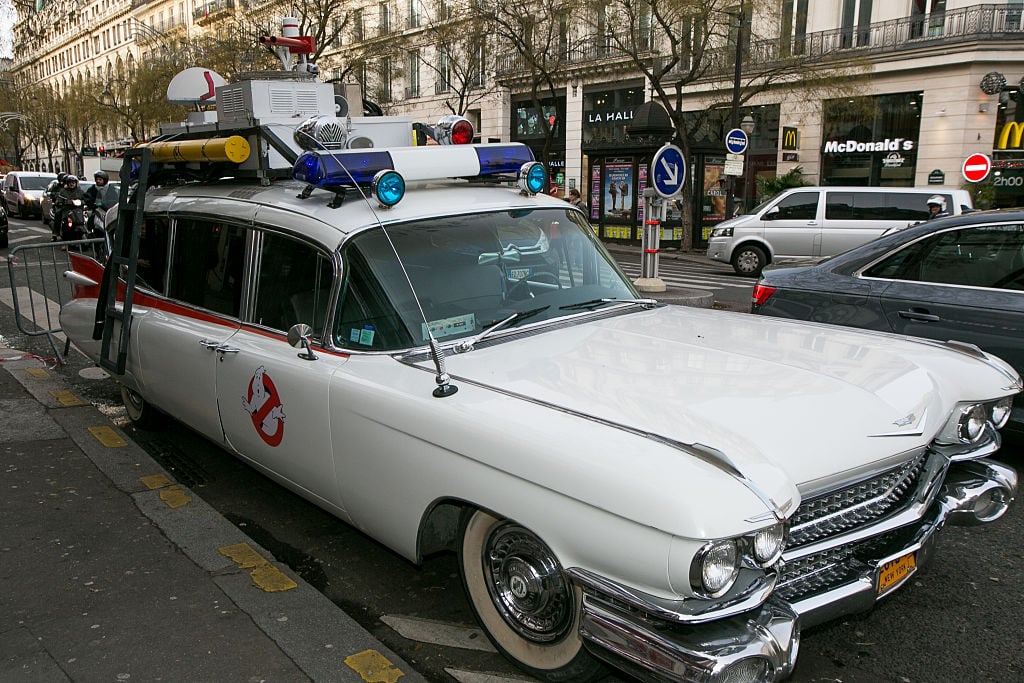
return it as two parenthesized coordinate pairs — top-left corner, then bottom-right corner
(292, 143), (538, 188)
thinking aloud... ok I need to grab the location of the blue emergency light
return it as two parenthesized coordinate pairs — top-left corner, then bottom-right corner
(291, 144), (542, 201)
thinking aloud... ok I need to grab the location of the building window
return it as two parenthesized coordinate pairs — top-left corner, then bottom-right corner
(406, 49), (420, 98)
(378, 57), (392, 102)
(436, 51), (450, 94)
(353, 9), (364, 41)
(379, 2), (391, 35)
(407, 0), (420, 28)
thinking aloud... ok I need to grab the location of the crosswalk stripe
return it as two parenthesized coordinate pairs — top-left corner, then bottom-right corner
(445, 669), (536, 683)
(380, 614), (496, 652)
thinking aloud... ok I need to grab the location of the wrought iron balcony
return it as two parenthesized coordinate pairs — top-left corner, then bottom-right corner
(494, 3), (1024, 81)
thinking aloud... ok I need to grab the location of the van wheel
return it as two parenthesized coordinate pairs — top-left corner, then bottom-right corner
(732, 245), (767, 277)
(121, 386), (164, 430)
(459, 509), (606, 682)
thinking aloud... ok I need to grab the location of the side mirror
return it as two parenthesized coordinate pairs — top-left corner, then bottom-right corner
(763, 207), (780, 222)
(287, 323), (319, 361)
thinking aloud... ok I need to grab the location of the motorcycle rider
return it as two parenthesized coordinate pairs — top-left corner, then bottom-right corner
(54, 174), (86, 241)
(84, 170), (118, 210)
(48, 173), (68, 241)
(926, 195), (950, 220)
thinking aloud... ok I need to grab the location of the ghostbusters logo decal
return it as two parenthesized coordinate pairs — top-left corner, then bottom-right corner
(242, 366), (286, 447)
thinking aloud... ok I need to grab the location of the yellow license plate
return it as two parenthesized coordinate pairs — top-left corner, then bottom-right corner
(877, 552), (916, 595)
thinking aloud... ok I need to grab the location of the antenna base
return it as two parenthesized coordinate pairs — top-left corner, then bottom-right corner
(433, 384), (458, 398)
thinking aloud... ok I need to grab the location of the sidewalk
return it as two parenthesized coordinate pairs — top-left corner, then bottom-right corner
(602, 243), (716, 308)
(0, 342), (426, 682)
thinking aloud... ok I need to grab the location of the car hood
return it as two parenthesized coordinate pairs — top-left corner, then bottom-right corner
(442, 305), (1016, 497)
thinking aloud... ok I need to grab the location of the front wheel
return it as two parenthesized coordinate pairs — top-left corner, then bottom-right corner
(459, 509), (606, 682)
(731, 244), (767, 277)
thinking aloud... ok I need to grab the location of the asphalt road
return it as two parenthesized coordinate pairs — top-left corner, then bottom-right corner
(3, 215), (1023, 683)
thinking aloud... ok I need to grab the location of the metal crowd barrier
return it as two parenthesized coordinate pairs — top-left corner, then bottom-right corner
(5, 238), (106, 364)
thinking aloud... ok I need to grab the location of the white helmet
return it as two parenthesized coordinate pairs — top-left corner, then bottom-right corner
(927, 195), (947, 211)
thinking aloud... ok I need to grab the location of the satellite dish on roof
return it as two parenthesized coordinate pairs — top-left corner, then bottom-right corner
(166, 67), (228, 106)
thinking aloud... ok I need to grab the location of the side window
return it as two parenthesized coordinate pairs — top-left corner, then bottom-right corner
(887, 193), (931, 222)
(865, 224), (1024, 289)
(773, 192), (819, 220)
(825, 192), (853, 220)
(137, 217), (170, 294)
(252, 232), (333, 334)
(333, 237), (415, 351)
(166, 219), (246, 317)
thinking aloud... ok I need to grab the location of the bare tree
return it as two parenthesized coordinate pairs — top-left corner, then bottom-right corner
(472, 0), (586, 162)
(414, 1), (492, 117)
(582, 0), (865, 248)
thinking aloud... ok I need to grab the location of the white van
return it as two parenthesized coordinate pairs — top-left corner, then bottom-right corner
(707, 186), (974, 275)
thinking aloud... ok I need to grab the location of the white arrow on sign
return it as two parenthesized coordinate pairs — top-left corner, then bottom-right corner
(660, 156), (679, 186)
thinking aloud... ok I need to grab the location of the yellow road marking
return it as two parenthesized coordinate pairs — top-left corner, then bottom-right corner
(344, 650), (404, 683)
(50, 389), (87, 406)
(26, 368), (49, 378)
(249, 565), (299, 592)
(219, 543), (298, 592)
(160, 486), (192, 509)
(140, 474), (174, 490)
(88, 426), (127, 447)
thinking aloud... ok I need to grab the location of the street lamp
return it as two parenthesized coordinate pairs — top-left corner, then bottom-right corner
(738, 113), (756, 214)
(724, 2), (748, 218)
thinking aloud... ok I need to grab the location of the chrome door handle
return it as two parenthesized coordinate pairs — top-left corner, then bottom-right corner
(898, 309), (940, 322)
(198, 339), (221, 350)
(215, 345), (240, 354)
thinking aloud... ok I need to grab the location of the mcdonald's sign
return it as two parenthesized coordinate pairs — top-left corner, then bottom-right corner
(997, 121), (1024, 149)
(782, 127), (800, 151)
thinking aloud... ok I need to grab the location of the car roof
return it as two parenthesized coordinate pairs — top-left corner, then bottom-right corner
(147, 177), (575, 250)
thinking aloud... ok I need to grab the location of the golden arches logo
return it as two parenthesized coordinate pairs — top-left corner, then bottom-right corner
(997, 121), (1024, 150)
(782, 127), (799, 150)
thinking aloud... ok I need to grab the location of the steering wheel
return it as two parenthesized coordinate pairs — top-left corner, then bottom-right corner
(507, 271), (560, 301)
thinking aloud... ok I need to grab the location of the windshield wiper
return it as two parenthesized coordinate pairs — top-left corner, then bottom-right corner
(559, 297), (659, 311)
(452, 305), (550, 354)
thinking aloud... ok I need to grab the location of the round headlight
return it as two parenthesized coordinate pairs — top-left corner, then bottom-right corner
(692, 539), (739, 598)
(751, 524), (786, 566)
(990, 397), (1013, 429)
(714, 657), (771, 683)
(957, 404), (987, 443)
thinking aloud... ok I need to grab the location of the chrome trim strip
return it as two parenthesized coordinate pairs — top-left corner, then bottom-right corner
(567, 566), (777, 625)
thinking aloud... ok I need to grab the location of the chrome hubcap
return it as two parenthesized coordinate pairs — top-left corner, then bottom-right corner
(484, 522), (573, 643)
(737, 251), (760, 272)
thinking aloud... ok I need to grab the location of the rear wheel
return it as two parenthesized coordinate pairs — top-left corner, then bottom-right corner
(732, 244), (767, 277)
(121, 386), (164, 430)
(459, 509), (606, 682)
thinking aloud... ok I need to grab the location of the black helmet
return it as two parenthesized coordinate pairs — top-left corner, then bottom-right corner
(65, 175), (78, 185)
(57, 172), (67, 184)
(94, 170), (109, 181)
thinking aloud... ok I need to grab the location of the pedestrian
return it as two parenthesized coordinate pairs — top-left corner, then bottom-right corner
(926, 195), (950, 220)
(619, 181), (629, 211)
(568, 188), (587, 211)
(608, 181), (618, 210)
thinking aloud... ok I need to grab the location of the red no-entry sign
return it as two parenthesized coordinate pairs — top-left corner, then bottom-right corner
(962, 153), (992, 182)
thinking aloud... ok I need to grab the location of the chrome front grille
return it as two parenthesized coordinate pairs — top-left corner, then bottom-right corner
(787, 450), (928, 548)
(775, 530), (902, 602)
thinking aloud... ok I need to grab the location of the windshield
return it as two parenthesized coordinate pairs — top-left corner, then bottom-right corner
(21, 176), (55, 190)
(744, 192), (782, 216)
(333, 208), (640, 351)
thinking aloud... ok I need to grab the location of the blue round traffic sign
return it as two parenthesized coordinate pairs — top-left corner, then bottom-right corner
(651, 144), (687, 198)
(725, 128), (749, 155)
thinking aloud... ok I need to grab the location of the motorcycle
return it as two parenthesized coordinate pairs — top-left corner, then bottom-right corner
(58, 198), (87, 242)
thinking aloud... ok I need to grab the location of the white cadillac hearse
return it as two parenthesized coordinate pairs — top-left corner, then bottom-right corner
(60, 71), (1020, 683)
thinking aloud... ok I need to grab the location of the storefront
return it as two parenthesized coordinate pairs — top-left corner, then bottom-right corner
(580, 84), (653, 242)
(991, 87), (1024, 208)
(510, 96), (567, 195)
(819, 92), (923, 186)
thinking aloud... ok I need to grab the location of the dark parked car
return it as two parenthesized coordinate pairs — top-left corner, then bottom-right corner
(751, 209), (1024, 437)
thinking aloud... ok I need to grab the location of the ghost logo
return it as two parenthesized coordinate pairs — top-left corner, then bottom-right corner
(241, 365), (286, 447)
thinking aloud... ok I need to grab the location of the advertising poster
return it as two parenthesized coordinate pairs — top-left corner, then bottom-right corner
(590, 165), (601, 222)
(701, 163), (727, 241)
(636, 164), (648, 225)
(604, 161), (634, 220)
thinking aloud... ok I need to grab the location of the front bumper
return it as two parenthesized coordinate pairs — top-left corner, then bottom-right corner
(706, 238), (728, 263)
(575, 458), (1017, 682)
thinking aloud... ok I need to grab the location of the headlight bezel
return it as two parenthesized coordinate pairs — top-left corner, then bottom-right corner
(936, 397), (1016, 445)
(689, 522), (788, 599)
(690, 539), (739, 599)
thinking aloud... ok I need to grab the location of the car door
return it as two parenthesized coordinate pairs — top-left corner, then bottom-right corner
(214, 211), (350, 517)
(761, 190), (823, 260)
(135, 209), (248, 442)
(870, 222), (1024, 374)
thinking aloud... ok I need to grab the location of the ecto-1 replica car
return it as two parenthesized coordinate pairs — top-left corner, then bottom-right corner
(60, 72), (1020, 683)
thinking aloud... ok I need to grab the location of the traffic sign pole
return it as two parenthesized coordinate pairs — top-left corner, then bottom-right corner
(637, 145), (687, 293)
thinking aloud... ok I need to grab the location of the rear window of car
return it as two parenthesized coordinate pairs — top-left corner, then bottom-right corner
(19, 176), (53, 191)
(825, 192), (948, 222)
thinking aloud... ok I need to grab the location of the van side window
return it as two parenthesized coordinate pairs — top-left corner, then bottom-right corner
(774, 192), (818, 220)
(166, 219), (247, 317)
(137, 217), (170, 294)
(252, 232), (333, 334)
